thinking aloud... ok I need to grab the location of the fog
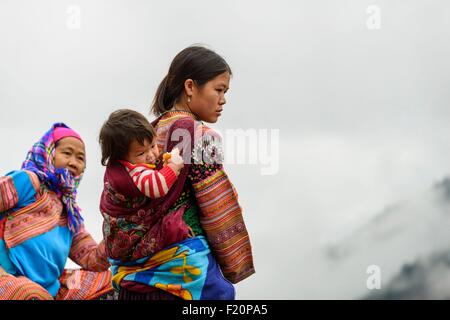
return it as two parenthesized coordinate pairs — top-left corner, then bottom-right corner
(1, 0), (449, 299)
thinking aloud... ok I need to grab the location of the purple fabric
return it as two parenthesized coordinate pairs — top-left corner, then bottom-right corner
(100, 118), (196, 262)
(100, 117), (195, 218)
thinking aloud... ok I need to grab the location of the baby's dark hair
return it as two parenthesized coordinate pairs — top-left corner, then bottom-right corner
(99, 109), (156, 166)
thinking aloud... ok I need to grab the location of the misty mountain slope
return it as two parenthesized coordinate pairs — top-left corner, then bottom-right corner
(364, 178), (450, 299)
(322, 177), (450, 299)
(365, 246), (450, 299)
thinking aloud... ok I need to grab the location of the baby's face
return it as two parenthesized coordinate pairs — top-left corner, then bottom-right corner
(125, 138), (159, 165)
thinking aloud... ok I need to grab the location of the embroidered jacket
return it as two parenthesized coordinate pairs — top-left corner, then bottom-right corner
(100, 111), (255, 285)
(0, 170), (109, 296)
(154, 111), (255, 283)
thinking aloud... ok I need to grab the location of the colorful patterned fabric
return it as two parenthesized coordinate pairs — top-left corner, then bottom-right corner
(100, 162), (191, 262)
(55, 269), (113, 300)
(69, 225), (110, 272)
(191, 169), (254, 283)
(154, 112), (255, 283)
(119, 160), (177, 198)
(117, 287), (180, 300)
(101, 112), (254, 299)
(0, 272), (53, 300)
(110, 236), (234, 300)
(2, 179), (63, 249)
(21, 123), (84, 233)
(0, 268), (113, 300)
(0, 170), (111, 299)
(0, 176), (19, 213)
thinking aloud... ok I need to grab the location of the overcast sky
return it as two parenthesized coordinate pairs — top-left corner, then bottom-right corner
(1, 0), (449, 299)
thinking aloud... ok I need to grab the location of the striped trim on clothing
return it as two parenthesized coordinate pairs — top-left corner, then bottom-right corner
(0, 176), (18, 213)
(0, 269), (113, 300)
(154, 112), (197, 154)
(120, 161), (177, 199)
(3, 192), (63, 248)
(56, 269), (113, 300)
(0, 274), (53, 300)
(69, 228), (110, 271)
(2, 189), (69, 246)
(192, 169), (255, 283)
(153, 111), (255, 284)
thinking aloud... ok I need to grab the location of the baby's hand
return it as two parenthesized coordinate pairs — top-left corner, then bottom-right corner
(166, 148), (184, 175)
(162, 153), (171, 165)
(168, 162), (183, 176)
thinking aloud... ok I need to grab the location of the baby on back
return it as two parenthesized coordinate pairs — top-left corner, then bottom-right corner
(99, 109), (184, 199)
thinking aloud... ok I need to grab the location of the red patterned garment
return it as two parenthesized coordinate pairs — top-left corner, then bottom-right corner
(0, 171), (112, 300)
(118, 160), (178, 199)
(100, 111), (254, 295)
(154, 111), (255, 284)
(0, 267), (112, 300)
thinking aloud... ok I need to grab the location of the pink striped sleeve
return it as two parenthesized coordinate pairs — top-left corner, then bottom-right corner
(0, 176), (19, 213)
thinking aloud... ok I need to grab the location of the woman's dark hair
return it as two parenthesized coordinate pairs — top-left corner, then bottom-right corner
(151, 45), (232, 116)
(99, 109), (156, 166)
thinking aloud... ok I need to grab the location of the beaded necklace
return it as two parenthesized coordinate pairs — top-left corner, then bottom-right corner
(159, 108), (202, 123)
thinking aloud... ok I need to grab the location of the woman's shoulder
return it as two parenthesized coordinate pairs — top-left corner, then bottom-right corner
(191, 125), (224, 167)
(167, 116), (198, 134)
(194, 123), (220, 137)
(4, 170), (41, 194)
(155, 113), (196, 130)
(0, 170), (42, 211)
(23, 170), (41, 192)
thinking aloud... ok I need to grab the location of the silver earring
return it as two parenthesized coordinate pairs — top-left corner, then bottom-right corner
(187, 97), (191, 103)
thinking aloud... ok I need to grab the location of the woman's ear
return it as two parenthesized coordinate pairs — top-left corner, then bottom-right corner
(184, 79), (195, 97)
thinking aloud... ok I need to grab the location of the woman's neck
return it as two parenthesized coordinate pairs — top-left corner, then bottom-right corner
(172, 102), (193, 113)
(169, 103), (200, 120)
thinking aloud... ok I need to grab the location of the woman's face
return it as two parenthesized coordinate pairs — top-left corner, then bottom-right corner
(189, 72), (230, 123)
(53, 137), (86, 177)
